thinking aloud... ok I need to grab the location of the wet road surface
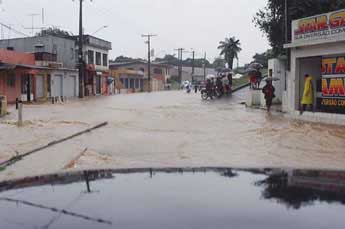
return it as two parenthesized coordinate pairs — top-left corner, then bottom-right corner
(1, 90), (345, 180)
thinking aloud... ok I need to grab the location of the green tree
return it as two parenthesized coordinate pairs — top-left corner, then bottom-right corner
(36, 27), (72, 38)
(155, 54), (212, 68)
(253, 0), (345, 56)
(217, 36), (242, 70)
(112, 56), (144, 63)
(155, 54), (179, 66)
(252, 50), (274, 68)
(183, 58), (211, 68)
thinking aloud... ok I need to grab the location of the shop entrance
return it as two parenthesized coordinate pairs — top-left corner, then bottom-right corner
(96, 75), (102, 95)
(297, 57), (322, 111)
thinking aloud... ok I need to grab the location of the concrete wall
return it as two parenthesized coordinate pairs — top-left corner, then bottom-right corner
(0, 36), (77, 69)
(0, 71), (21, 103)
(268, 58), (286, 103)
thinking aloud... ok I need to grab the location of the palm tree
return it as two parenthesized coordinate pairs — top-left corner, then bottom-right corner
(217, 36), (242, 70)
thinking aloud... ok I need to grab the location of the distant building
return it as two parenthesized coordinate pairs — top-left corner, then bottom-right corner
(109, 61), (171, 92)
(170, 66), (217, 83)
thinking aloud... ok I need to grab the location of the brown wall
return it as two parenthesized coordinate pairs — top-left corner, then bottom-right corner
(0, 71), (23, 103)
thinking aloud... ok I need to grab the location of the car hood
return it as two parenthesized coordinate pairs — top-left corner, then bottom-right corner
(0, 167), (344, 229)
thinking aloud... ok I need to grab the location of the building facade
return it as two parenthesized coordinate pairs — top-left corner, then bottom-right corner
(284, 9), (345, 124)
(109, 61), (170, 92)
(0, 49), (78, 104)
(78, 35), (112, 96)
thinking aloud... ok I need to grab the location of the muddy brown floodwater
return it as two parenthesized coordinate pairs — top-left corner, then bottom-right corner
(1, 89), (345, 181)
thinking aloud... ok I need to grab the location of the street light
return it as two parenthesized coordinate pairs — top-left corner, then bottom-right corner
(92, 25), (108, 36)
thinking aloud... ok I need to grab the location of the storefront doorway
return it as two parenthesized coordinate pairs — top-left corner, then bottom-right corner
(96, 75), (101, 95)
(35, 75), (45, 99)
(298, 57), (322, 111)
(21, 74), (34, 102)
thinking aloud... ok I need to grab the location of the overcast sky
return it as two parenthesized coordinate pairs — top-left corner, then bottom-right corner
(0, 0), (269, 65)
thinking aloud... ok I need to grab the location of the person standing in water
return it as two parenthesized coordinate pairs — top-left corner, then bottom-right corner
(300, 74), (314, 114)
(262, 79), (275, 112)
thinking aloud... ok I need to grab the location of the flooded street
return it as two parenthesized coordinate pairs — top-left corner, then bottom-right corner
(1, 89), (345, 181)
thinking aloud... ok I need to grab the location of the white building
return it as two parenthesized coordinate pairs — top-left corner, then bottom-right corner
(283, 9), (345, 125)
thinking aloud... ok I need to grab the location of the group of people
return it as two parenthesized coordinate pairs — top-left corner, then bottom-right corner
(249, 69), (263, 89)
(203, 73), (233, 99)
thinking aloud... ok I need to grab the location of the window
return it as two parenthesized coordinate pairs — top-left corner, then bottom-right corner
(154, 68), (163, 74)
(124, 78), (129, 88)
(47, 75), (51, 93)
(71, 48), (75, 60)
(21, 75), (33, 94)
(6, 72), (15, 87)
(140, 68), (145, 73)
(103, 53), (108, 66)
(140, 79), (144, 90)
(88, 50), (94, 64)
(135, 79), (139, 88)
(130, 79), (135, 89)
(96, 52), (101, 65)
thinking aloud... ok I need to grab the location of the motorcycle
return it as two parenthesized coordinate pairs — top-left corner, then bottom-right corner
(215, 85), (224, 98)
(201, 88), (214, 100)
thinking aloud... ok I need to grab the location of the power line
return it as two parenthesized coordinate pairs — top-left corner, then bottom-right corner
(0, 22), (29, 37)
(142, 34), (157, 92)
(27, 13), (40, 36)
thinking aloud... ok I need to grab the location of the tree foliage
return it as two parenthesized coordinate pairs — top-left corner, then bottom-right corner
(112, 55), (145, 63)
(253, 0), (345, 56)
(155, 54), (212, 68)
(217, 36), (242, 69)
(36, 27), (72, 38)
(252, 50), (274, 68)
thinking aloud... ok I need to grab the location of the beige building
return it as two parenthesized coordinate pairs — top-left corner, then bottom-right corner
(109, 61), (171, 92)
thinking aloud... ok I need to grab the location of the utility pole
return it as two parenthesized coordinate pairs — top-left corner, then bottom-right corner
(78, 0), (84, 98)
(203, 52), (207, 80)
(284, 0), (288, 44)
(174, 48), (185, 84)
(74, 0), (92, 98)
(142, 34), (157, 92)
(191, 49), (195, 83)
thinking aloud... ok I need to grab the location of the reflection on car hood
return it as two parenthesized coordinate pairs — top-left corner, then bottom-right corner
(0, 167), (345, 229)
